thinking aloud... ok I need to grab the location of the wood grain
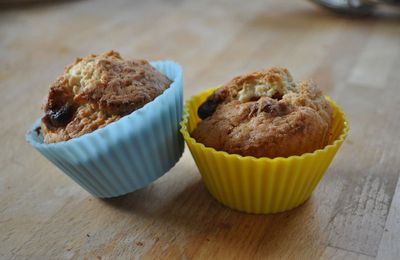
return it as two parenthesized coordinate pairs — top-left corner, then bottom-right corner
(1, 0), (399, 259)
(377, 177), (400, 260)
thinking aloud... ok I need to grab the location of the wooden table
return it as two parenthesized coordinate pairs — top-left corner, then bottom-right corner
(1, 0), (399, 259)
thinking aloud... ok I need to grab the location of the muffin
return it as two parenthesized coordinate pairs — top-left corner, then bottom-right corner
(41, 51), (171, 143)
(26, 53), (183, 198)
(192, 67), (332, 158)
(180, 68), (348, 214)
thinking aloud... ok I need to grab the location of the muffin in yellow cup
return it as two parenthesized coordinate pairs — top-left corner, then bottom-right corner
(180, 69), (348, 214)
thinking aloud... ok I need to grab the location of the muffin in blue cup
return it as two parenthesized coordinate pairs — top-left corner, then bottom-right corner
(26, 51), (184, 198)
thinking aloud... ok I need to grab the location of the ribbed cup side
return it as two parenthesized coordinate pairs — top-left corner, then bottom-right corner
(181, 88), (349, 214)
(26, 61), (184, 198)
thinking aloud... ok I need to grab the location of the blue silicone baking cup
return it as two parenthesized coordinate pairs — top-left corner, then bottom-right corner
(26, 61), (184, 198)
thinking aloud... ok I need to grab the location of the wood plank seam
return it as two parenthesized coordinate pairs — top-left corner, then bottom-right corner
(327, 245), (376, 258)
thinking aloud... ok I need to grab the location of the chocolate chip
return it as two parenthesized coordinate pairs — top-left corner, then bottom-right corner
(271, 92), (283, 100)
(45, 103), (75, 127)
(262, 103), (274, 113)
(198, 97), (220, 119)
(197, 89), (228, 119)
(34, 126), (41, 136)
(260, 101), (289, 116)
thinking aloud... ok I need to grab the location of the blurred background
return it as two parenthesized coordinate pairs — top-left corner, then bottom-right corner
(1, 0), (399, 103)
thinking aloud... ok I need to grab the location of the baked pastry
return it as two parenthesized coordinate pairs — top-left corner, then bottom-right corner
(41, 51), (171, 143)
(191, 67), (332, 158)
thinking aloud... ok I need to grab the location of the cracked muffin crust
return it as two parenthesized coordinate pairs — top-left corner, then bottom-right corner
(41, 51), (171, 143)
(191, 67), (333, 158)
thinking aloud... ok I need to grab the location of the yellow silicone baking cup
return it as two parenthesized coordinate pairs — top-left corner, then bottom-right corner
(180, 87), (349, 214)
